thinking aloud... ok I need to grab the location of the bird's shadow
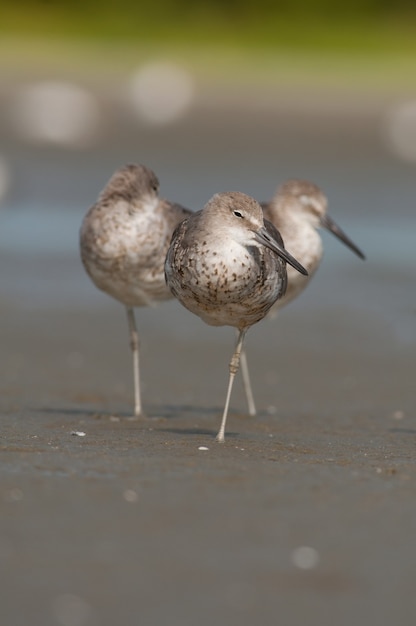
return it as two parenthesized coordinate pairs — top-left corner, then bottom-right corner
(33, 404), (246, 439)
(159, 426), (218, 437)
(388, 427), (416, 435)
(34, 403), (221, 421)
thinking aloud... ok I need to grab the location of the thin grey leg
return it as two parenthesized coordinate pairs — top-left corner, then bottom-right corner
(240, 348), (256, 416)
(126, 306), (143, 417)
(216, 328), (247, 443)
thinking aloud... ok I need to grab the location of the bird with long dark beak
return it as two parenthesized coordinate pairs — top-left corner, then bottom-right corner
(165, 190), (307, 442)
(239, 179), (365, 417)
(263, 179), (365, 309)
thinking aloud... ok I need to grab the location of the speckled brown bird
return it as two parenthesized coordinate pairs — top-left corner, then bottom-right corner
(262, 179), (365, 312)
(238, 178), (365, 417)
(80, 163), (191, 417)
(165, 190), (307, 442)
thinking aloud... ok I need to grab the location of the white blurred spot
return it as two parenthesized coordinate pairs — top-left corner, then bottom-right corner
(392, 409), (405, 420)
(71, 431), (86, 437)
(129, 62), (194, 125)
(52, 593), (93, 626)
(198, 446), (209, 451)
(123, 489), (139, 503)
(291, 545), (320, 570)
(5, 488), (24, 502)
(384, 100), (416, 163)
(0, 155), (11, 202)
(10, 81), (100, 148)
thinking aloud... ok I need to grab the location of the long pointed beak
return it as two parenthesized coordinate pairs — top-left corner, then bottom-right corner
(321, 214), (365, 260)
(255, 226), (308, 276)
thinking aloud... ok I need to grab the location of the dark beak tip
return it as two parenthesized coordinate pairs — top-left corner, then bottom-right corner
(350, 245), (366, 261)
(322, 215), (366, 261)
(289, 258), (308, 276)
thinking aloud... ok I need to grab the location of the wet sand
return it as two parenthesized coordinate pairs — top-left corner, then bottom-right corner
(1, 247), (415, 626)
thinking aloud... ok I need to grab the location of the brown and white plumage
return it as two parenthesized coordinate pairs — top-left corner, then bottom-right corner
(165, 190), (307, 441)
(238, 178), (365, 418)
(80, 163), (191, 416)
(262, 179), (365, 313)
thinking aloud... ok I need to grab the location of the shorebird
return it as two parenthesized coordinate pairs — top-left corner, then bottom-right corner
(165, 190), (307, 442)
(80, 163), (191, 417)
(239, 179), (366, 416)
(263, 179), (365, 310)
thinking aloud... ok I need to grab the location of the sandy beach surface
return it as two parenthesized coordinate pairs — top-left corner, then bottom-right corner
(1, 79), (415, 625)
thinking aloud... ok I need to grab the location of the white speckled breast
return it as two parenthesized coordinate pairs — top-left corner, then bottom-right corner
(80, 197), (190, 307)
(166, 218), (287, 328)
(279, 219), (322, 306)
(264, 208), (323, 312)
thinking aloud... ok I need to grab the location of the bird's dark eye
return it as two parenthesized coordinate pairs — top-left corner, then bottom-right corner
(233, 210), (243, 218)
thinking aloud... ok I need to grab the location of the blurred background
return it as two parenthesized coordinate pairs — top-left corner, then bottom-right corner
(0, 0), (415, 405)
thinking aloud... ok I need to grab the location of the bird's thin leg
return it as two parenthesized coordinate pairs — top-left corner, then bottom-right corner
(216, 328), (247, 443)
(126, 306), (143, 418)
(239, 345), (256, 417)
